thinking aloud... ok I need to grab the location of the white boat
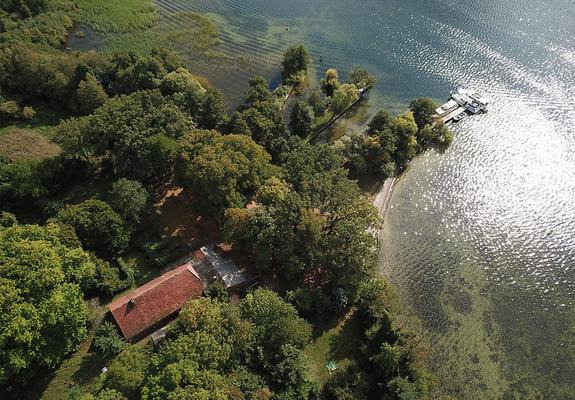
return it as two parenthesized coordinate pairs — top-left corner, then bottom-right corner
(435, 99), (459, 116)
(451, 88), (488, 113)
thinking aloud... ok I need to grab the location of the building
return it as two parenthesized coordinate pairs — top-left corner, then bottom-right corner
(109, 262), (203, 342)
(191, 245), (252, 291)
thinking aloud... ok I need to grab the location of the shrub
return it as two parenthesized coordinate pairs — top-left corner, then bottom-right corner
(93, 321), (126, 359)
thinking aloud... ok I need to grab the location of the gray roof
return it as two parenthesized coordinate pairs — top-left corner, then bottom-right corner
(197, 245), (249, 289)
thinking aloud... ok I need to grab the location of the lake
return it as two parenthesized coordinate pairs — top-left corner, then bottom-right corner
(157, 0), (575, 397)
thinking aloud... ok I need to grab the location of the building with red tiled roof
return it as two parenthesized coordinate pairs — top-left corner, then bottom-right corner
(109, 262), (203, 342)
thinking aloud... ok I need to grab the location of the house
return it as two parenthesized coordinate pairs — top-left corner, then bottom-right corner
(108, 262), (203, 342)
(191, 245), (252, 291)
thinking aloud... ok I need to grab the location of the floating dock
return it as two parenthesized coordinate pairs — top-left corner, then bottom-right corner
(434, 88), (489, 123)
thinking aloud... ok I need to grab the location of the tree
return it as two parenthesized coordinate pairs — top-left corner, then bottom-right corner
(0, 223), (91, 382)
(104, 346), (151, 399)
(321, 68), (340, 97)
(75, 73), (108, 115)
(54, 199), (130, 257)
(392, 113), (418, 167)
(346, 66), (377, 90)
(256, 176), (290, 206)
(159, 67), (205, 97)
(409, 98), (437, 130)
(368, 110), (393, 134)
(245, 76), (273, 106)
(290, 100), (314, 138)
(200, 87), (226, 129)
(272, 344), (315, 397)
(55, 90), (194, 180)
(282, 45), (310, 84)
(330, 83), (359, 114)
(240, 289), (312, 354)
(307, 90), (325, 116)
(176, 130), (277, 216)
(93, 321), (126, 359)
(108, 178), (149, 222)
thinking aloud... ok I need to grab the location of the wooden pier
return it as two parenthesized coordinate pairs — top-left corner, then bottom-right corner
(440, 106), (466, 123)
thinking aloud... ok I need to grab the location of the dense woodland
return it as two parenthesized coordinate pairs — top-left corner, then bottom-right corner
(0, 1), (451, 399)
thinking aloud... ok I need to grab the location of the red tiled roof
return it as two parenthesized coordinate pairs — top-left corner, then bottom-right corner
(109, 262), (203, 340)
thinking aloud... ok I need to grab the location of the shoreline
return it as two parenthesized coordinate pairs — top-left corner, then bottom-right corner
(372, 175), (398, 218)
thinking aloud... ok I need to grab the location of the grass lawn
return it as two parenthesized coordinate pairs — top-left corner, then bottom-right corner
(304, 309), (362, 388)
(0, 104), (64, 161)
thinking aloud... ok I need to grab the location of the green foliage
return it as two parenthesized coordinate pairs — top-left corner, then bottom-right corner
(54, 199), (130, 257)
(0, 210), (17, 227)
(330, 83), (359, 114)
(346, 66), (377, 90)
(244, 76), (273, 105)
(226, 142), (379, 293)
(75, 0), (158, 34)
(108, 178), (149, 223)
(0, 157), (50, 205)
(176, 129), (276, 216)
(229, 76), (289, 156)
(321, 68), (340, 97)
(281, 44), (310, 85)
(306, 89), (325, 116)
(418, 121), (453, 147)
(0, 223), (90, 382)
(104, 346), (151, 399)
(0, 0), (49, 18)
(74, 73), (109, 115)
(409, 98), (436, 130)
(0, 41), (77, 104)
(205, 281), (229, 302)
(290, 100), (314, 138)
(93, 321), (126, 359)
(256, 176), (290, 206)
(240, 289), (312, 354)
(393, 112), (418, 167)
(56, 90), (194, 180)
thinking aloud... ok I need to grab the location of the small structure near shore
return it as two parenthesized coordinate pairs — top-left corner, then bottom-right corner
(108, 262), (203, 342)
(434, 88), (489, 123)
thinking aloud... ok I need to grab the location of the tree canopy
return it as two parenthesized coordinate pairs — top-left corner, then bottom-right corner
(409, 98), (437, 130)
(330, 83), (359, 114)
(0, 223), (90, 383)
(176, 129), (278, 216)
(281, 44), (310, 86)
(53, 199), (131, 257)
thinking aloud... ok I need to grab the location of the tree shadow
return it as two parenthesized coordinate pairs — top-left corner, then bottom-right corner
(328, 312), (363, 361)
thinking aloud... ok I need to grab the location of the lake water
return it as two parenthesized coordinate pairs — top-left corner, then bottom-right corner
(158, 0), (575, 397)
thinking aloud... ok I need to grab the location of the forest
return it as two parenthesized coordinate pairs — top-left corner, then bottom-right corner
(1, 1), (451, 399)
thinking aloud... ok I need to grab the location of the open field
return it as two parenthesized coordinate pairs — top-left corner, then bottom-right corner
(0, 128), (60, 161)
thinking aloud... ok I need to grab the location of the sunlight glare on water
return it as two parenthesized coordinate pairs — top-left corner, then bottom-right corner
(156, 0), (575, 397)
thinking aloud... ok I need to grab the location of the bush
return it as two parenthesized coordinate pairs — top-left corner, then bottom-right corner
(108, 178), (149, 222)
(0, 211), (17, 227)
(104, 346), (151, 398)
(205, 281), (228, 302)
(54, 199), (131, 257)
(93, 321), (126, 359)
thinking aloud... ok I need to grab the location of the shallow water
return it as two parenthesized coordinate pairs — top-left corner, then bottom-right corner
(166, 0), (575, 397)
